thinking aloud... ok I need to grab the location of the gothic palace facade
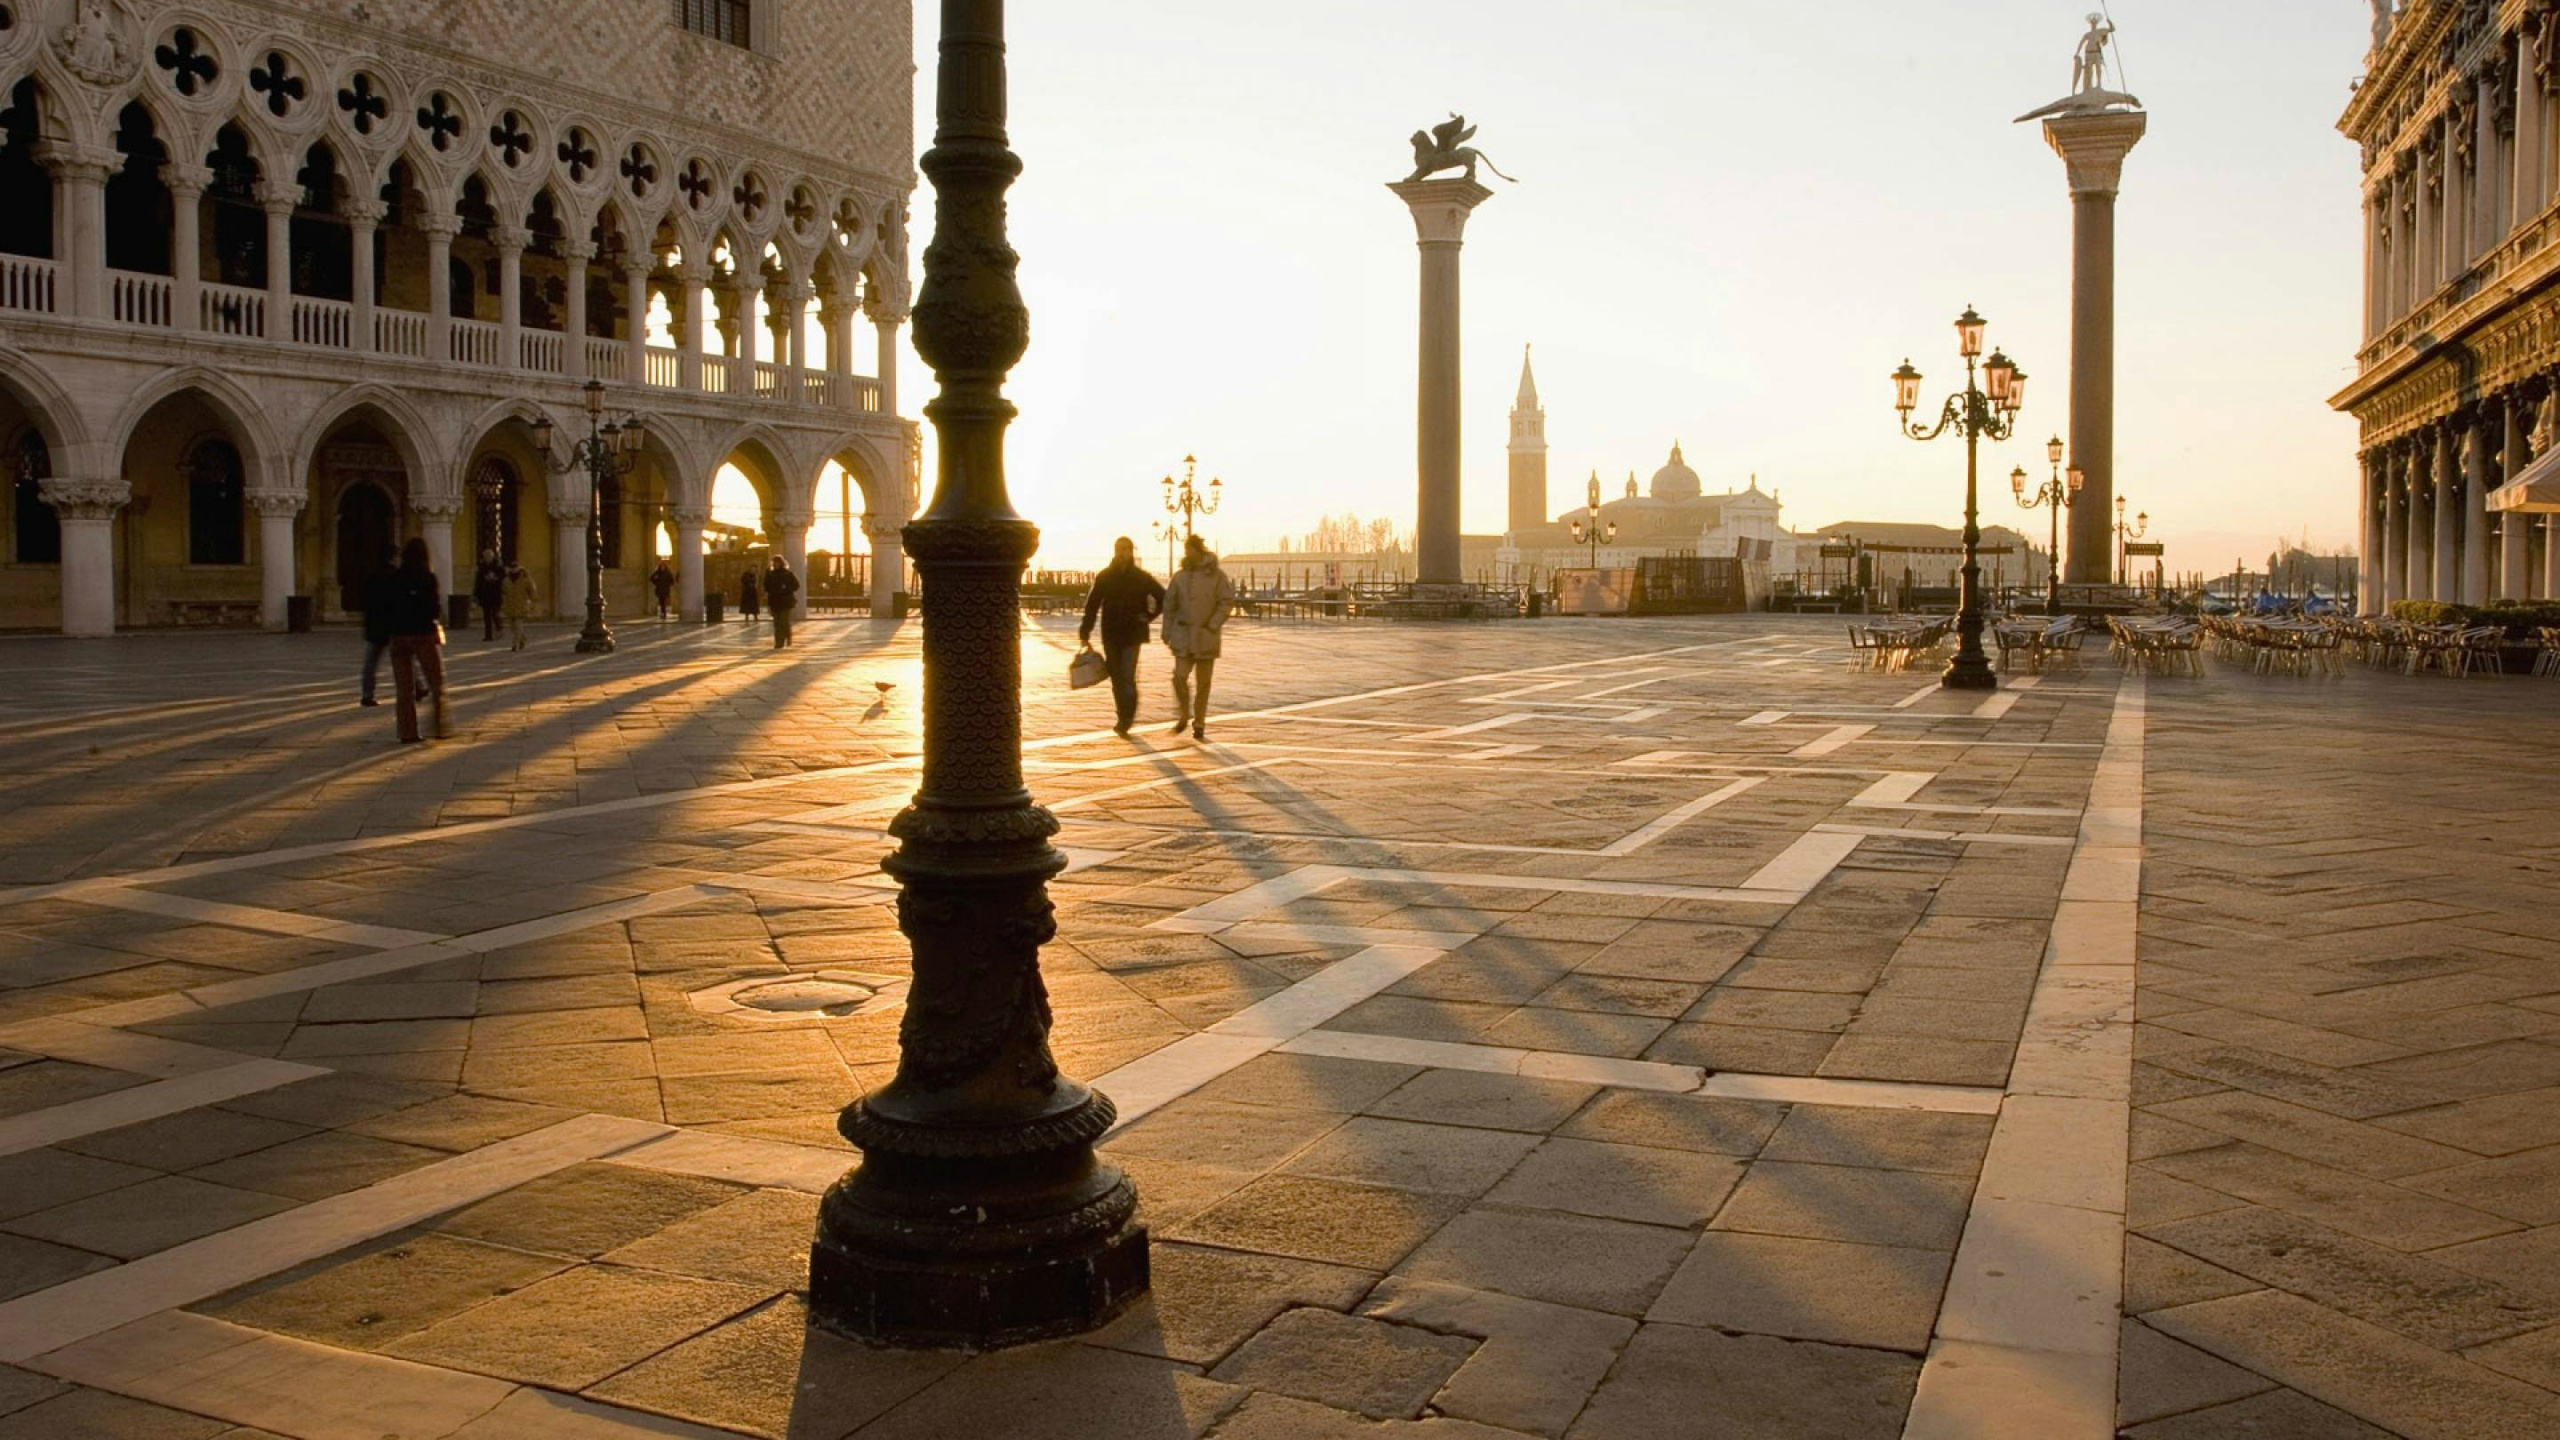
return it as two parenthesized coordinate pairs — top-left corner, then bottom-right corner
(0, 0), (918, 634)
(2339, 0), (2560, 609)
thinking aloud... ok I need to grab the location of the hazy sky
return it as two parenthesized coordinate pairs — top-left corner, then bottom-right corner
(891, 1), (2367, 576)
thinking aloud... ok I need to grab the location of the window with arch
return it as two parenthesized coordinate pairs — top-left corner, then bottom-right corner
(11, 430), (58, 565)
(471, 456), (520, 564)
(675, 0), (751, 48)
(185, 438), (246, 566)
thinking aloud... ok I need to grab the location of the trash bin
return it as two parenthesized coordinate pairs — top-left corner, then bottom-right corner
(1526, 592), (1545, 619)
(893, 592), (914, 619)
(447, 594), (473, 632)
(704, 592), (725, 624)
(285, 595), (314, 633)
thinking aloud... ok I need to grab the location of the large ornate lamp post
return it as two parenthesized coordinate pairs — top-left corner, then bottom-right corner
(1568, 470), (1615, 565)
(531, 380), (643, 654)
(809, 0), (1149, 1349)
(2112, 495), (2149, 585)
(1162, 454), (1221, 540)
(1892, 305), (2028, 690)
(2011, 435), (2082, 616)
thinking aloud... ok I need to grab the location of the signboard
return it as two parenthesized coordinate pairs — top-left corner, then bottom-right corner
(1818, 544), (1856, 559)
(2123, 541), (2166, 558)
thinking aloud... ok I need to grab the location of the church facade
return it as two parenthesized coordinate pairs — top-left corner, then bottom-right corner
(1, 0), (918, 634)
(1494, 350), (1809, 582)
(2332, 0), (2560, 610)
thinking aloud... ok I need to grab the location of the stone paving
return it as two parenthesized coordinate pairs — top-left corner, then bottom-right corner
(0, 612), (2543, 1437)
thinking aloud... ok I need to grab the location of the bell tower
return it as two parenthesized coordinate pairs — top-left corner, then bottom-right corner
(1508, 346), (1547, 534)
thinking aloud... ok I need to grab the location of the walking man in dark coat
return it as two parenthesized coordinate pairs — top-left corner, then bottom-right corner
(473, 550), (505, 641)
(1079, 536), (1165, 736)
(764, 554), (800, 649)
(358, 544), (398, 707)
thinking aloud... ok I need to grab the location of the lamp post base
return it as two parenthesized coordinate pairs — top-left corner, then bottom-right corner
(574, 629), (615, 654)
(1940, 649), (1999, 690)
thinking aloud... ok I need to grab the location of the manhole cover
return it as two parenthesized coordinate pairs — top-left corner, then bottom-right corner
(687, 971), (909, 1021)
(734, 978), (878, 1016)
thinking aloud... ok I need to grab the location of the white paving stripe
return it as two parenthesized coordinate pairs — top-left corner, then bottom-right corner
(56, 885), (449, 949)
(0, 1113), (671, 1363)
(1790, 723), (1876, 757)
(0, 1059), (329, 1158)
(1902, 668), (2143, 1440)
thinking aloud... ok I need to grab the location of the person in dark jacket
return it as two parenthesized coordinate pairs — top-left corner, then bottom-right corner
(386, 538), (452, 743)
(649, 560), (676, 619)
(1079, 536), (1165, 736)
(738, 566), (761, 624)
(358, 544), (399, 707)
(473, 550), (505, 641)
(763, 555), (800, 649)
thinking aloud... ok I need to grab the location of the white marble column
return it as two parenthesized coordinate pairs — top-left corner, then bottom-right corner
(166, 162), (208, 331)
(2500, 394), (2531, 600)
(2384, 445), (2410, 605)
(735, 275), (765, 396)
(495, 224), (527, 371)
(257, 180), (297, 340)
(563, 240), (593, 378)
(624, 261), (653, 385)
(2435, 420), (2462, 601)
(867, 296), (906, 415)
(550, 497), (589, 621)
(39, 479), (127, 636)
(773, 509), (811, 581)
(778, 280), (810, 403)
(38, 146), (114, 319)
(251, 491), (303, 630)
(346, 197), (383, 353)
(424, 216), (458, 361)
(412, 497), (461, 603)
(865, 518), (904, 617)
(2359, 451), (2384, 614)
(671, 505), (708, 620)
(2461, 413), (2491, 604)
(677, 263), (708, 390)
(2520, 34), (2547, 223)
(2041, 109), (2148, 584)
(1387, 177), (1497, 587)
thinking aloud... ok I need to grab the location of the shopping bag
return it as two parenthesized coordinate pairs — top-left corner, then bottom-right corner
(1069, 646), (1108, 690)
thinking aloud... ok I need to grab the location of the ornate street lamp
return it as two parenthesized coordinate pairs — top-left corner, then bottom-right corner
(2011, 435), (2082, 617)
(1568, 469), (1615, 565)
(809, 0), (1148, 1349)
(1892, 304), (2028, 690)
(1162, 454), (1221, 540)
(2113, 494), (2149, 586)
(531, 379), (643, 655)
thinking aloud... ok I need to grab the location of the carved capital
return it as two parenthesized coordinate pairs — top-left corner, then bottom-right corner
(2041, 109), (2148, 198)
(546, 495), (592, 523)
(34, 143), (118, 186)
(668, 505), (712, 527)
(247, 490), (305, 519)
(408, 494), (466, 522)
(562, 238), (599, 263)
(161, 161), (213, 199)
(342, 196), (388, 227)
(253, 180), (302, 215)
(1386, 177), (1496, 245)
(418, 213), (462, 242)
(863, 294), (911, 325)
(491, 224), (532, 255)
(768, 509), (816, 532)
(37, 478), (130, 520)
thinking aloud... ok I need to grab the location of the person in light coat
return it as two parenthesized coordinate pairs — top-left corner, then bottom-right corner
(1160, 535), (1235, 740)
(499, 563), (540, 651)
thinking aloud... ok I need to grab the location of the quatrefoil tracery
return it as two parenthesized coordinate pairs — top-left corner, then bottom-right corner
(558, 129), (599, 183)
(677, 159), (714, 210)
(620, 145), (658, 198)
(248, 52), (306, 118)
(488, 111), (534, 168)
(153, 27), (219, 98)
(336, 73), (388, 135)
(416, 92), (463, 152)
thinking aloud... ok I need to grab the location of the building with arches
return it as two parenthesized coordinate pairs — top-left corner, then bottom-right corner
(0, 0), (918, 635)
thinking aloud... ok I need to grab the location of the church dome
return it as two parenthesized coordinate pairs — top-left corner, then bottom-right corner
(1650, 442), (1701, 501)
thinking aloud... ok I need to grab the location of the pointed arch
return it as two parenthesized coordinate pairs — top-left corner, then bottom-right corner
(710, 421), (799, 513)
(107, 366), (285, 487)
(291, 383), (440, 497)
(0, 344), (96, 469)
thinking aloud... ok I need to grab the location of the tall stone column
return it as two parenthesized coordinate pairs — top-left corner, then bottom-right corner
(2358, 451), (2384, 614)
(2384, 444), (2410, 605)
(495, 225), (528, 371)
(677, 263), (709, 390)
(258, 181), (298, 340)
(865, 518), (904, 616)
(412, 496), (462, 603)
(550, 495), (588, 620)
(868, 295), (908, 414)
(772, 508), (811, 581)
(1386, 177), (1495, 588)
(2461, 412), (2491, 604)
(348, 198), (384, 353)
(2502, 392), (2533, 599)
(40, 479), (127, 636)
(38, 146), (114, 319)
(671, 505), (709, 620)
(624, 261), (654, 384)
(2409, 429), (2437, 601)
(564, 240), (594, 378)
(2432, 422), (2460, 600)
(251, 491), (303, 630)
(2521, 30), (2549, 223)
(167, 162), (208, 331)
(810, 0), (1149, 1349)
(2040, 109), (2146, 583)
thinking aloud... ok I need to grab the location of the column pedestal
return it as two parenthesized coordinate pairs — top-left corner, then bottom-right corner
(252, 492), (303, 631)
(2039, 109), (2147, 585)
(39, 479), (127, 637)
(1387, 177), (1495, 588)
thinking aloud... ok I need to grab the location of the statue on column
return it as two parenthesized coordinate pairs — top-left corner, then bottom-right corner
(2371, 0), (2396, 52)
(2072, 14), (2115, 94)
(1405, 114), (1517, 184)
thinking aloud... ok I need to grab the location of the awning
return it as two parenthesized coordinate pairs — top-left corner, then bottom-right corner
(2490, 446), (2560, 512)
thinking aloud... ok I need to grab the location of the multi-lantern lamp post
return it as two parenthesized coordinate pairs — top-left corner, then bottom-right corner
(2112, 494), (2149, 586)
(531, 379), (644, 655)
(2011, 435), (2082, 616)
(1154, 453), (1220, 568)
(1892, 305), (2028, 691)
(1569, 470), (1615, 565)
